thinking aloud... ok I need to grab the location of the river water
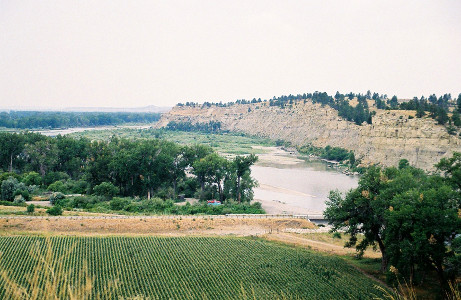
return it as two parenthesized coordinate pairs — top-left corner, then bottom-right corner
(251, 151), (359, 215)
(35, 127), (357, 215)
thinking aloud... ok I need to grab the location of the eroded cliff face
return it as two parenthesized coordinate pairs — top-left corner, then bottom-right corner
(157, 101), (461, 170)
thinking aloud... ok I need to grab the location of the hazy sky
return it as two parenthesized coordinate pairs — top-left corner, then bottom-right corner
(1, 1), (460, 109)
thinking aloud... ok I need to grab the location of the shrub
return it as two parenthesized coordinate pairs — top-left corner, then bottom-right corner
(43, 172), (69, 186)
(14, 189), (30, 201)
(93, 182), (119, 199)
(48, 181), (67, 193)
(46, 205), (62, 216)
(22, 172), (42, 186)
(1, 177), (18, 201)
(49, 192), (65, 205)
(110, 197), (131, 211)
(27, 204), (35, 213)
(13, 195), (25, 204)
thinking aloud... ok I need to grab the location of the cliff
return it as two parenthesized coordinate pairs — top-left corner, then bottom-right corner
(157, 101), (461, 170)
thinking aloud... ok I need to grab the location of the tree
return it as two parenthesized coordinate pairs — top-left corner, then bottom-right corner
(0, 132), (25, 172)
(436, 152), (461, 192)
(389, 96), (398, 109)
(452, 111), (461, 127)
(1, 177), (18, 201)
(385, 183), (460, 288)
(325, 166), (427, 272)
(457, 93), (461, 113)
(24, 140), (59, 176)
(436, 107), (449, 125)
(233, 154), (258, 203)
(93, 182), (119, 199)
(201, 153), (228, 201)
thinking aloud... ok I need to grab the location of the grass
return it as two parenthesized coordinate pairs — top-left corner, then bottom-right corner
(69, 128), (275, 155)
(0, 236), (387, 299)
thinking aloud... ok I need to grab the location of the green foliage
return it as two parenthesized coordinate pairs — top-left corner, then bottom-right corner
(46, 205), (62, 216)
(93, 182), (119, 199)
(0, 236), (387, 299)
(49, 192), (65, 205)
(27, 204), (35, 213)
(398, 159), (409, 169)
(166, 121), (222, 133)
(1, 177), (18, 201)
(0, 111), (160, 129)
(22, 171), (42, 186)
(325, 157), (461, 292)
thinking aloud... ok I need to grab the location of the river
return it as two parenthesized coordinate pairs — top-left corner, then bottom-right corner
(251, 147), (359, 215)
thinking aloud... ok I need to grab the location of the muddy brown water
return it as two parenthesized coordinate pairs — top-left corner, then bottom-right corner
(252, 159), (359, 215)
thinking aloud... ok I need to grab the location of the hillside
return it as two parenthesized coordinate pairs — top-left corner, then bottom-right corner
(157, 101), (461, 170)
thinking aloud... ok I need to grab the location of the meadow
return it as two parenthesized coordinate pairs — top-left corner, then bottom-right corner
(0, 236), (386, 299)
(69, 128), (275, 155)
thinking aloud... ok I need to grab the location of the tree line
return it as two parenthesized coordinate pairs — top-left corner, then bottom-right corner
(0, 111), (161, 129)
(165, 121), (222, 133)
(325, 155), (461, 294)
(0, 132), (257, 204)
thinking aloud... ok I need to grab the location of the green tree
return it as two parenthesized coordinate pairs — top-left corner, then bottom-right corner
(24, 140), (59, 176)
(233, 154), (258, 203)
(452, 110), (461, 127)
(457, 93), (461, 113)
(0, 132), (25, 172)
(389, 96), (398, 109)
(93, 182), (119, 199)
(436, 152), (461, 193)
(385, 182), (460, 288)
(436, 107), (449, 125)
(1, 177), (18, 201)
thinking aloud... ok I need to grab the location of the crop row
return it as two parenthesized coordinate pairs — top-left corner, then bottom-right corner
(0, 236), (385, 299)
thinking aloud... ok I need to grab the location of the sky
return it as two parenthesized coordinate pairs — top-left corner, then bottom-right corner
(1, 0), (460, 109)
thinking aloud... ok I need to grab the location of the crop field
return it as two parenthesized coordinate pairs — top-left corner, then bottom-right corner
(0, 236), (385, 299)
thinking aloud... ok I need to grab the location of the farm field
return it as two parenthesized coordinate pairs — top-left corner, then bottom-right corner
(0, 236), (386, 299)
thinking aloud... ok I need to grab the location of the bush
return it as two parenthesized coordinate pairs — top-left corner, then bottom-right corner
(48, 181), (67, 193)
(49, 192), (65, 205)
(46, 205), (62, 216)
(22, 172), (42, 186)
(13, 195), (25, 204)
(1, 177), (19, 201)
(110, 197), (131, 211)
(14, 189), (30, 201)
(27, 204), (35, 213)
(43, 172), (69, 186)
(93, 182), (119, 199)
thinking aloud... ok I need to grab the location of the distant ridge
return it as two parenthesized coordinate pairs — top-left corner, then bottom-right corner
(0, 105), (171, 113)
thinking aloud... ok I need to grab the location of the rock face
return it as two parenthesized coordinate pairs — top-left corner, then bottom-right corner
(157, 101), (461, 170)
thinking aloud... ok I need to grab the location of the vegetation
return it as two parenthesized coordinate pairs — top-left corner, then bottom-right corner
(0, 111), (161, 129)
(0, 132), (260, 215)
(325, 157), (461, 295)
(166, 120), (222, 133)
(0, 236), (387, 299)
(69, 127), (274, 155)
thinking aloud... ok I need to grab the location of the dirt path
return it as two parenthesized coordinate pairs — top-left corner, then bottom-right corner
(264, 232), (381, 258)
